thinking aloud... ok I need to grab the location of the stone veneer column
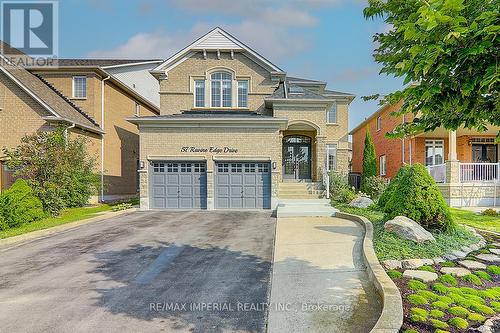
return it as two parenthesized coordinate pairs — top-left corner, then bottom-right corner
(139, 169), (149, 210)
(206, 158), (215, 210)
(315, 136), (327, 182)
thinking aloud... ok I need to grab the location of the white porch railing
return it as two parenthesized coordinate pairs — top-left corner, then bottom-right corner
(321, 167), (330, 199)
(427, 163), (447, 183)
(460, 163), (500, 183)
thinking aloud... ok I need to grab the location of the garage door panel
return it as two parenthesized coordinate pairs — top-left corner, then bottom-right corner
(179, 174), (194, 185)
(243, 174), (256, 185)
(179, 186), (193, 196)
(230, 174), (243, 184)
(153, 198), (165, 209)
(244, 187), (256, 196)
(166, 174), (179, 184)
(152, 174), (166, 185)
(152, 187), (166, 196)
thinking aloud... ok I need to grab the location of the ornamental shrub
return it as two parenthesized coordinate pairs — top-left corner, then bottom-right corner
(0, 179), (45, 230)
(362, 176), (388, 201)
(403, 330), (418, 333)
(418, 265), (436, 273)
(430, 309), (445, 318)
(377, 165), (410, 209)
(417, 290), (439, 301)
(437, 295), (453, 305)
(329, 172), (356, 203)
(410, 307), (428, 319)
(487, 265), (500, 275)
(468, 313), (486, 323)
(431, 301), (449, 310)
(408, 279), (427, 290)
(481, 208), (498, 216)
(439, 274), (458, 286)
(449, 317), (469, 329)
(462, 274), (482, 286)
(360, 130), (377, 193)
(469, 303), (495, 315)
(407, 294), (428, 305)
(440, 261), (456, 267)
(383, 163), (453, 230)
(474, 271), (492, 281)
(386, 270), (403, 279)
(432, 283), (449, 294)
(490, 301), (500, 312)
(459, 287), (480, 296)
(448, 306), (470, 318)
(430, 319), (448, 329)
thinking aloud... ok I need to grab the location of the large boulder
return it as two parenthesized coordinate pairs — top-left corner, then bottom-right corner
(384, 216), (436, 243)
(349, 196), (374, 208)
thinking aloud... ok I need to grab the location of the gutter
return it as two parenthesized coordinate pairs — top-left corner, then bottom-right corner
(101, 75), (111, 202)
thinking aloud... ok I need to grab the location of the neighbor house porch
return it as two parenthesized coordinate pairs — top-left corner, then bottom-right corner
(419, 127), (500, 207)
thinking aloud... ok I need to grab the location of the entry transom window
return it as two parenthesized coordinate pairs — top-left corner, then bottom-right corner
(237, 80), (248, 107)
(327, 144), (337, 171)
(72, 76), (87, 98)
(284, 136), (311, 144)
(425, 140), (444, 166)
(211, 71), (232, 107)
(195, 80), (205, 107)
(379, 155), (387, 176)
(327, 102), (337, 123)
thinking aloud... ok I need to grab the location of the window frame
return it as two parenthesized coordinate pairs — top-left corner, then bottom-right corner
(72, 76), (87, 99)
(135, 102), (140, 116)
(326, 144), (337, 172)
(210, 71), (232, 108)
(327, 101), (337, 124)
(237, 80), (249, 108)
(425, 139), (445, 166)
(379, 155), (387, 176)
(194, 79), (205, 107)
(376, 116), (382, 131)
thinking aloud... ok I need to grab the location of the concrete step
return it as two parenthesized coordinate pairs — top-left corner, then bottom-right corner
(278, 194), (323, 199)
(278, 189), (325, 195)
(276, 199), (338, 217)
(279, 182), (323, 188)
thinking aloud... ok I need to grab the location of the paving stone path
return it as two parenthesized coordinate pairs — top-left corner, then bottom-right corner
(402, 270), (438, 282)
(440, 267), (471, 277)
(458, 259), (487, 270)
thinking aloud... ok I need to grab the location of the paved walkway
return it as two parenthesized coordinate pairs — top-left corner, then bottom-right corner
(267, 216), (382, 333)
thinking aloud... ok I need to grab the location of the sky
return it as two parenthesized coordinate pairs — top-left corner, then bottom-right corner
(59, 0), (403, 130)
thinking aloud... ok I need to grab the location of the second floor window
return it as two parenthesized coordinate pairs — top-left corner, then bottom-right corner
(327, 102), (337, 123)
(327, 144), (337, 171)
(376, 116), (382, 131)
(380, 155), (387, 176)
(211, 71), (232, 107)
(195, 80), (205, 107)
(237, 80), (248, 108)
(73, 76), (87, 98)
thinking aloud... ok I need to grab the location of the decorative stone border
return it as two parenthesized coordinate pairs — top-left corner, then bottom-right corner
(381, 226), (487, 270)
(336, 212), (403, 333)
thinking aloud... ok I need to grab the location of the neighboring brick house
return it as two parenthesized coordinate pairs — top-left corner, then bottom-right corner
(129, 27), (354, 210)
(0, 47), (161, 201)
(351, 101), (500, 207)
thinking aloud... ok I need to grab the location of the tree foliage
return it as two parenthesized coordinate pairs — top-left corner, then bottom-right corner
(361, 130), (377, 192)
(4, 127), (100, 215)
(364, 0), (500, 136)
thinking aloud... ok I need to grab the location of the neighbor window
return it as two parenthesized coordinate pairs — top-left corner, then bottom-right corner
(425, 140), (444, 166)
(327, 102), (337, 123)
(379, 155), (387, 176)
(376, 116), (382, 131)
(237, 80), (248, 108)
(326, 144), (337, 171)
(194, 80), (205, 107)
(72, 76), (87, 98)
(211, 71), (232, 107)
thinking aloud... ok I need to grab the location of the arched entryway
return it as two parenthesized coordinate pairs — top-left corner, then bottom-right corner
(282, 135), (312, 180)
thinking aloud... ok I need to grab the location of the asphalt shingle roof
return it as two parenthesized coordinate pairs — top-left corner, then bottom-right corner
(52, 59), (162, 67)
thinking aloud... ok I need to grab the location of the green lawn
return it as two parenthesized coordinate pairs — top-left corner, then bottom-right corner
(450, 208), (500, 233)
(335, 203), (481, 261)
(0, 204), (113, 239)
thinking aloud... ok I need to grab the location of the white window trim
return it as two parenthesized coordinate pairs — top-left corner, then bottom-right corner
(425, 139), (445, 166)
(72, 76), (87, 99)
(135, 102), (140, 116)
(376, 116), (382, 131)
(237, 79), (249, 108)
(379, 155), (386, 176)
(193, 79), (205, 108)
(210, 71), (233, 108)
(326, 101), (337, 124)
(326, 144), (337, 172)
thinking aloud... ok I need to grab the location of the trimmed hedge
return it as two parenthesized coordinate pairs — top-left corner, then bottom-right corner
(0, 179), (45, 230)
(381, 163), (453, 230)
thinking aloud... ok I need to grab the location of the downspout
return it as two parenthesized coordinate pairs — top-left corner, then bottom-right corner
(101, 75), (111, 202)
(401, 115), (405, 164)
(64, 123), (76, 144)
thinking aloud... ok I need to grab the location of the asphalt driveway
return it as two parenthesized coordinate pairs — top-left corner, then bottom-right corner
(0, 210), (276, 333)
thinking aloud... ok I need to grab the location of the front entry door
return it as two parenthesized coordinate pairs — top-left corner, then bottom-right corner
(283, 136), (312, 180)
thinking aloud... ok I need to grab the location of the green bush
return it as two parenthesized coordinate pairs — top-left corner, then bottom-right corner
(467, 312), (486, 323)
(448, 306), (470, 318)
(410, 307), (428, 319)
(490, 301), (500, 312)
(439, 274), (458, 286)
(434, 330), (450, 333)
(418, 265), (436, 273)
(111, 203), (133, 212)
(437, 295), (453, 305)
(382, 163), (453, 230)
(479, 289), (499, 300)
(430, 309), (445, 318)
(360, 130), (377, 193)
(474, 271), (492, 281)
(481, 208), (498, 216)
(487, 265), (500, 274)
(432, 283), (449, 294)
(417, 290), (439, 301)
(449, 317), (468, 329)
(440, 261), (456, 267)
(462, 274), (482, 286)
(430, 319), (449, 329)
(363, 176), (388, 201)
(0, 179), (45, 230)
(408, 279), (428, 290)
(459, 287), (480, 296)
(386, 269), (403, 279)
(378, 165), (410, 209)
(407, 294), (428, 305)
(403, 330), (419, 333)
(432, 301), (449, 309)
(469, 303), (495, 315)
(329, 172), (356, 204)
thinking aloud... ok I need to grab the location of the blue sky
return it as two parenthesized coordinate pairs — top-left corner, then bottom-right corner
(59, 0), (402, 130)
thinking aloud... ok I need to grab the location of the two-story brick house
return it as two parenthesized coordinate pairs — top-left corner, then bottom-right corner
(129, 27), (354, 210)
(0, 46), (161, 201)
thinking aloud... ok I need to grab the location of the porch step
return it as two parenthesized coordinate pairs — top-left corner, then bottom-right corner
(278, 182), (326, 199)
(277, 199), (338, 217)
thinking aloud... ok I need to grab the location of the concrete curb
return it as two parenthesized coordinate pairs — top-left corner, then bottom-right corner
(0, 208), (138, 249)
(335, 212), (403, 333)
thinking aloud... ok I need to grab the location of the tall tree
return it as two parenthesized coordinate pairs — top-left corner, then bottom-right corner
(364, 0), (499, 137)
(361, 130), (377, 193)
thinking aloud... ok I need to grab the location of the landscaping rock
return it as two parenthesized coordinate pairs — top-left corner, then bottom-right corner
(478, 314), (500, 333)
(458, 259), (487, 270)
(460, 245), (472, 253)
(470, 243), (480, 251)
(432, 257), (445, 264)
(384, 216), (436, 243)
(476, 253), (500, 262)
(443, 254), (458, 261)
(403, 269), (438, 282)
(349, 196), (374, 209)
(451, 250), (468, 259)
(490, 248), (500, 255)
(440, 267), (471, 277)
(382, 260), (402, 270)
(491, 242), (500, 247)
(402, 258), (434, 269)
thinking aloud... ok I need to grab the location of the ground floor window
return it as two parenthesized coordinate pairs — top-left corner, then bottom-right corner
(425, 140), (444, 166)
(379, 155), (386, 176)
(326, 144), (337, 171)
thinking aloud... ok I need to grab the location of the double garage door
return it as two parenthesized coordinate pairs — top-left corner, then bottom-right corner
(150, 161), (271, 209)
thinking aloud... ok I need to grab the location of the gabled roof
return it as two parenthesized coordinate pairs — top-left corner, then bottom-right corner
(152, 27), (284, 74)
(50, 59), (162, 68)
(0, 57), (103, 133)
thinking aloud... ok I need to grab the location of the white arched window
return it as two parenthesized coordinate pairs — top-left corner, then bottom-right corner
(211, 71), (232, 107)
